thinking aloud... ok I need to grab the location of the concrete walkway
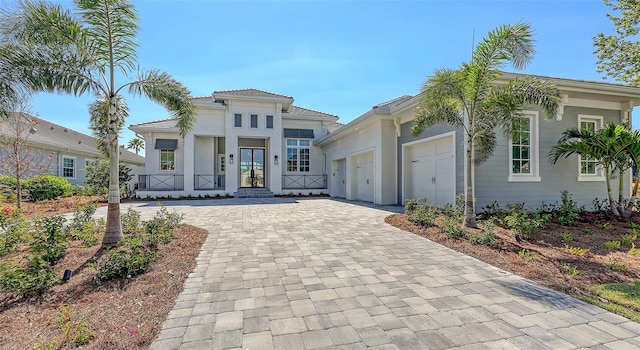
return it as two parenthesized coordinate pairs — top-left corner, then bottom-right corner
(107, 198), (640, 349)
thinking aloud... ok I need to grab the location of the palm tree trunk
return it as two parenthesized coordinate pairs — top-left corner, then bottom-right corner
(624, 173), (639, 217)
(102, 108), (123, 246)
(618, 169), (627, 216)
(605, 167), (620, 216)
(464, 139), (477, 228)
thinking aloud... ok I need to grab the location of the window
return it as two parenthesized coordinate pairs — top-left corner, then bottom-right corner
(578, 115), (604, 181)
(286, 139), (310, 172)
(234, 113), (242, 127)
(266, 115), (274, 129)
(217, 154), (225, 174)
(160, 150), (175, 170)
(251, 114), (258, 128)
(508, 111), (540, 182)
(62, 156), (75, 178)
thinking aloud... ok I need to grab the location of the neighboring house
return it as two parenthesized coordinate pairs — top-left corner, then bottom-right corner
(130, 89), (339, 197)
(130, 74), (640, 211)
(0, 115), (145, 188)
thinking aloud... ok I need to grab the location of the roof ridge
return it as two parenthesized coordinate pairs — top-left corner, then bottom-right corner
(213, 88), (294, 99)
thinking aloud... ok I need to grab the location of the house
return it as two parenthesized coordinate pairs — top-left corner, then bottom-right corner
(130, 89), (339, 197)
(0, 115), (145, 188)
(131, 74), (640, 211)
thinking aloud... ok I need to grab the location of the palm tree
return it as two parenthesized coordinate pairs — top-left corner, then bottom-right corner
(549, 123), (635, 217)
(0, 0), (196, 245)
(412, 22), (560, 228)
(127, 138), (144, 155)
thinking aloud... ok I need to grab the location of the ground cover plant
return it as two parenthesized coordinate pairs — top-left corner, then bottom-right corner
(387, 192), (640, 322)
(0, 201), (207, 349)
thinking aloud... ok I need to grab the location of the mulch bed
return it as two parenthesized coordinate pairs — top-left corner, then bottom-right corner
(0, 224), (207, 349)
(385, 214), (640, 296)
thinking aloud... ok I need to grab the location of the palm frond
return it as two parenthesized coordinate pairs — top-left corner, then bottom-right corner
(127, 69), (196, 136)
(76, 0), (138, 74)
(412, 68), (466, 137)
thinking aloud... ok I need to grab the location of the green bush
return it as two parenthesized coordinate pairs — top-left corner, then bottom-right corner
(470, 220), (497, 245)
(0, 214), (29, 257)
(142, 205), (183, 248)
(30, 216), (67, 265)
(404, 199), (419, 215)
(24, 175), (72, 201)
(408, 203), (439, 227)
(0, 256), (56, 296)
(84, 160), (133, 197)
(95, 237), (158, 280)
(440, 216), (468, 238)
(0, 175), (17, 190)
(503, 203), (549, 239)
(554, 191), (583, 226)
(121, 208), (142, 236)
(438, 195), (465, 222)
(65, 204), (102, 247)
(70, 185), (94, 196)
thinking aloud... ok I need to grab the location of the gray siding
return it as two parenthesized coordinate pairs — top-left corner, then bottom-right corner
(397, 122), (465, 204)
(475, 106), (629, 211)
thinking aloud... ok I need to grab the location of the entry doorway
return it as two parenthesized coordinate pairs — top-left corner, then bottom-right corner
(240, 148), (265, 188)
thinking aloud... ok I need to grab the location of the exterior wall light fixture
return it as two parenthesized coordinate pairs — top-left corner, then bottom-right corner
(229, 154), (234, 164)
(274, 155), (279, 165)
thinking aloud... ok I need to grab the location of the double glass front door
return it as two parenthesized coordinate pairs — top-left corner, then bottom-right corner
(240, 148), (265, 188)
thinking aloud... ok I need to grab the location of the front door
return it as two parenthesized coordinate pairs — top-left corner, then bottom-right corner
(240, 148), (265, 188)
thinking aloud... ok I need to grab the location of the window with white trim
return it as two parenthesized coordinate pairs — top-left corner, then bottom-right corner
(286, 139), (310, 172)
(234, 113), (242, 127)
(266, 115), (274, 129)
(62, 156), (75, 178)
(160, 150), (175, 170)
(250, 114), (258, 128)
(508, 111), (540, 182)
(578, 115), (604, 181)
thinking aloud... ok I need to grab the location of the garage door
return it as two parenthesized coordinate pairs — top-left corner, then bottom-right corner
(406, 136), (454, 205)
(355, 152), (374, 202)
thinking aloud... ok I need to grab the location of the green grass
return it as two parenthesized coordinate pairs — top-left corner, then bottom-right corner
(576, 281), (640, 323)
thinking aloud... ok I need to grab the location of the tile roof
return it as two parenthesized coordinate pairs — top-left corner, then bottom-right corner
(285, 105), (338, 119)
(372, 95), (414, 110)
(0, 114), (144, 164)
(213, 88), (294, 100)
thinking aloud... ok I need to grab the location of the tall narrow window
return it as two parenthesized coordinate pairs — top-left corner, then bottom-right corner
(286, 138), (311, 172)
(578, 115), (604, 181)
(234, 113), (242, 127)
(508, 111), (540, 182)
(266, 115), (274, 129)
(62, 157), (75, 178)
(251, 114), (258, 128)
(160, 150), (175, 170)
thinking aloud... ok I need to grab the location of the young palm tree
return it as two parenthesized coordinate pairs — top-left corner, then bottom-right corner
(127, 138), (144, 155)
(413, 22), (560, 228)
(549, 123), (634, 216)
(0, 0), (196, 245)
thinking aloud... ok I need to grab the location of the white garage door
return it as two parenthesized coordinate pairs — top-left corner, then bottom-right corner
(355, 152), (374, 202)
(406, 136), (455, 205)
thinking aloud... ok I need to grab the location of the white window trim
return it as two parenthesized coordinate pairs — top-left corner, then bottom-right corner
(577, 114), (605, 182)
(159, 149), (176, 172)
(285, 138), (311, 173)
(508, 111), (541, 182)
(62, 156), (76, 179)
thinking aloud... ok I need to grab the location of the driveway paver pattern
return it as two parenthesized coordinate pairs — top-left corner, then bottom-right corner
(103, 198), (640, 349)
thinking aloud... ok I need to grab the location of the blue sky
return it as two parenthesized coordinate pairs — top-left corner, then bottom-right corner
(21, 0), (628, 155)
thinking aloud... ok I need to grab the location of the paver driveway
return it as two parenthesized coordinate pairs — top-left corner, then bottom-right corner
(109, 198), (640, 349)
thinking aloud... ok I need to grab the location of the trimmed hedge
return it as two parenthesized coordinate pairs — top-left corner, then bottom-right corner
(24, 175), (72, 201)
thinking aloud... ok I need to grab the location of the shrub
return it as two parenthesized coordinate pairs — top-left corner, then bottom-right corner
(562, 263), (582, 276)
(0, 256), (56, 296)
(70, 185), (94, 196)
(34, 305), (94, 349)
(404, 199), (419, 215)
(440, 217), (468, 238)
(481, 201), (508, 222)
(67, 204), (97, 233)
(121, 208), (143, 236)
(24, 175), (72, 201)
(603, 240), (622, 250)
(0, 214), (29, 256)
(470, 220), (497, 245)
(84, 160), (133, 197)
(0, 175), (17, 191)
(619, 233), (637, 247)
(564, 244), (589, 256)
(503, 204), (548, 239)
(554, 190), (583, 226)
(142, 205), (183, 247)
(560, 231), (573, 243)
(30, 216), (67, 265)
(95, 237), (158, 280)
(592, 197), (609, 213)
(408, 203), (438, 227)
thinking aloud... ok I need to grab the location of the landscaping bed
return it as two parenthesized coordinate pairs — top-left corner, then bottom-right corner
(0, 202), (208, 349)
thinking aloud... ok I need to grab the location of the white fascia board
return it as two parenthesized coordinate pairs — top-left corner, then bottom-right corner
(314, 110), (381, 147)
(282, 114), (339, 122)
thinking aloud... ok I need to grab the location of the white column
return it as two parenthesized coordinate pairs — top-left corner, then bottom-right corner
(183, 133), (195, 193)
(225, 136), (238, 194)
